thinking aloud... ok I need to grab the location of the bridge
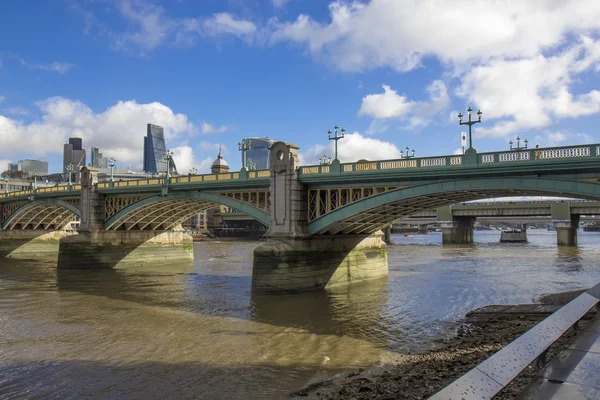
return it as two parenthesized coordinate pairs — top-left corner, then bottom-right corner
(3, 141), (600, 292)
(391, 200), (600, 234)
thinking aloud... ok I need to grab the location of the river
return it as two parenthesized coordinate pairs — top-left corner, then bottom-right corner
(1, 230), (599, 399)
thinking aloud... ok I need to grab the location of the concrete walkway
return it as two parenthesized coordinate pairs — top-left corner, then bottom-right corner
(519, 312), (600, 399)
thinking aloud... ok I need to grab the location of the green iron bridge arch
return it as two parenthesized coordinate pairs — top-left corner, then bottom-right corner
(1, 198), (81, 230)
(104, 191), (271, 231)
(307, 178), (600, 235)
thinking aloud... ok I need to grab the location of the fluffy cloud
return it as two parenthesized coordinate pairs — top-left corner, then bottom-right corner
(300, 132), (402, 164)
(358, 80), (449, 127)
(270, 0), (600, 72)
(200, 121), (230, 134)
(0, 97), (194, 166)
(171, 146), (214, 174)
(458, 37), (600, 137)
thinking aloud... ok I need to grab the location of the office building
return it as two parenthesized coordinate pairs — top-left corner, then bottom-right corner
(143, 124), (178, 174)
(63, 137), (87, 173)
(18, 159), (48, 175)
(5, 159), (48, 176)
(90, 146), (108, 169)
(240, 137), (276, 170)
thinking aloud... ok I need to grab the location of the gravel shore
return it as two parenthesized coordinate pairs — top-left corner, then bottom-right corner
(291, 288), (593, 400)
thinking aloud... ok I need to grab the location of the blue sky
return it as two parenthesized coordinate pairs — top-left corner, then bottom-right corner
(1, 0), (600, 174)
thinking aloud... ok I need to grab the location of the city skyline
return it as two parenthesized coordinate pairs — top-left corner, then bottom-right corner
(1, 1), (600, 175)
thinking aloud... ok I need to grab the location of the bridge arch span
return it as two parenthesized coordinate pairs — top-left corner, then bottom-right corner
(308, 177), (600, 235)
(104, 192), (270, 230)
(1, 199), (81, 230)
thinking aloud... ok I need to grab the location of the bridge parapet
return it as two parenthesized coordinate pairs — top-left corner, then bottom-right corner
(0, 184), (81, 202)
(95, 169), (270, 191)
(298, 143), (600, 179)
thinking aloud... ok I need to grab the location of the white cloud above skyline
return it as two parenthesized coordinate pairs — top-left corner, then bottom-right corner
(300, 132), (402, 164)
(0, 97), (230, 173)
(201, 121), (231, 134)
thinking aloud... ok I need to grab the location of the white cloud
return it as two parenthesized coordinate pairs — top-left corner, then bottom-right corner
(3, 107), (32, 117)
(201, 13), (257, 38)
(458, 37), (600, 138)
(14, 56), (73, 73)
(0, 97), (195, 167)
(271, 0), (289, 8)
(269, 0), (600, 73)
(171, 145), (214, 174)
(300, 132), (402, 164)
(358, 80), (449, 128)
(531, 131), (594, 148)
(200, 121), (230, 134)
(171, 146), (215, 174)
(106, 0), (256, 50)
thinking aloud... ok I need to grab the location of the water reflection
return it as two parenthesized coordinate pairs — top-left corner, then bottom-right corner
(1, 234), (600, 399)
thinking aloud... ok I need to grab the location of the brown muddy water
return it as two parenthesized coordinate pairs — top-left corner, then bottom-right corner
(1, 231), (599, 399)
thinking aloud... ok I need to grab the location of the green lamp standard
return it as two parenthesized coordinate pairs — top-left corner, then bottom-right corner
(188, 167), (197, 176)
(328, 125), (345, 161)
(32, 169), (39, 191)
(319, 155), (332, 165)
(509, 136), (528, 150)
(164, 150), (174, 180)
(458, 107), (482, 152)
(66, 163), (74, 187)
(401, 146), (415, 159)
(108, 158), (116, 182)
(238, 139), (252, 169)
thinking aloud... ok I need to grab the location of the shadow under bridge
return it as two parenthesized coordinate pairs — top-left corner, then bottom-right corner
(308, 177), (600, 235)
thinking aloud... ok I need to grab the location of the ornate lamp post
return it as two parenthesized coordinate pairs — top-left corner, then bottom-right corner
(164, 150), (174, 181)
(66, 163), (74, 187)
(319, 155), (332, 165)
(238, 139), (252, 169)
(401, 146), (415, 159)
(108, 158), (116, 182)
(458, 107), (482, 151)
(328, 125), (345, 161)
(188, 167), (197, 175)
(32, 169), (39, 191)
(247, 161), (257, 170)
(509, 136), (528, 150)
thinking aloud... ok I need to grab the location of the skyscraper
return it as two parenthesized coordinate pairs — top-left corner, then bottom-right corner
(90, 146), (108, 168)
(143, 124), (178, 174)
(63, 137), (87, 172)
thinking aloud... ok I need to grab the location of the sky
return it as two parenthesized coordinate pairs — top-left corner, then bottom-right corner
(1, 0), (600, 175)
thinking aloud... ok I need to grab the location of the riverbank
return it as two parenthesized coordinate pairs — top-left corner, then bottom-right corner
(292, 288), (595, 399)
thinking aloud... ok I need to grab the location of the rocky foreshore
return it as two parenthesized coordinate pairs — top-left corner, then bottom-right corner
(291, 288), (593, 400)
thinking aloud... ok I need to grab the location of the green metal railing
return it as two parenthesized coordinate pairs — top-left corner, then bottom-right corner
(0, 184), (81, 200)
(96, 170), (270, 189)
(299, 143), (600, 176)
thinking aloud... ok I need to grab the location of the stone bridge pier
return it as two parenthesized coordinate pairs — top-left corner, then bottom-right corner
(252, 142), (388, 293)
(57, 168), (193, 269)
(551, 202), (579, 246)
(437, 206), (475, 244)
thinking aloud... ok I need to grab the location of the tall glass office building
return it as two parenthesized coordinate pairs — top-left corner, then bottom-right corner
(143, 124), (178, 174)
(240, 137), (276, 170)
